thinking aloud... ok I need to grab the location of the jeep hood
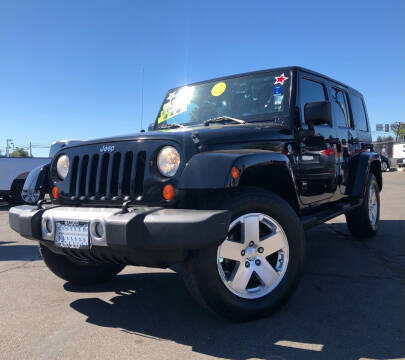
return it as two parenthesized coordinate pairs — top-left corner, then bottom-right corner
(61, 121), (292, 152)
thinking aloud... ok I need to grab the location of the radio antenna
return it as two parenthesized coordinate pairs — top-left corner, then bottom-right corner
(140, 67), (144, 131)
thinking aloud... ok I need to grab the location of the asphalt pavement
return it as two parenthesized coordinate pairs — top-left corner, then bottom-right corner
(0, 172), (404, 360)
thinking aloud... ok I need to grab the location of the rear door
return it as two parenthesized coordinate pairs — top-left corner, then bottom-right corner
(296, 73), (337, 205)
(348, 92), (372, 147)
(328, 85), (353, 196)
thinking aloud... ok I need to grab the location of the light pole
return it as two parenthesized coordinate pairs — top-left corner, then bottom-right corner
(6, 139), (13, 157)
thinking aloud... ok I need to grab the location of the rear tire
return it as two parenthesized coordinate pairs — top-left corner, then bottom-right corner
(39, 244), (125, 284)
(345, 174), (380, 238)
(182, 189), (305, 321)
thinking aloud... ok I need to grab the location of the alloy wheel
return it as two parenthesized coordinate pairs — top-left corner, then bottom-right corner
(217, 213), (289, 299)
(368, 185), (378, 225)
(21, 189), (41, 204)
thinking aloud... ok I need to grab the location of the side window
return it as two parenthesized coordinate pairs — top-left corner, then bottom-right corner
(330, 88), (350, 127)
(300, 78), (327, 123)
(349, 94), (368, 131)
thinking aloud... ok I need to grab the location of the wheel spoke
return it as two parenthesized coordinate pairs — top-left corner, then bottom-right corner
(368, 185), (378, 224)
(370, 187), (375, 203)
(254, 258), (279, 287)
(260, 230), (286, 257)
(243, 215), (260, 245)
(219, 240), (244, 261)
(22, 190), (40, 204)
(229, 263), (253, 292)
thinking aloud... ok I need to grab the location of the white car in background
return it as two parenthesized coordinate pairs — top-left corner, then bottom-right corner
(1, 140), (82, 204)
(393, 143), (405, 168)
(0, 156), (50, 204)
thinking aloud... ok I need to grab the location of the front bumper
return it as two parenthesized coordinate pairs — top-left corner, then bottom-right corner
(9, 205), (230, 265)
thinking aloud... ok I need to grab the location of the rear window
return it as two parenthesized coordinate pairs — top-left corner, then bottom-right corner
(349, 94), (368, 131)
(331, 88), (351, 128)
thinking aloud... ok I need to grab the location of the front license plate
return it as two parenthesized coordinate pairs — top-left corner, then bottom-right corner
(55, 220), (89, 249)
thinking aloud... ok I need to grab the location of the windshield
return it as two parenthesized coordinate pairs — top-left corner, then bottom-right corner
(155, 71), (291, 129)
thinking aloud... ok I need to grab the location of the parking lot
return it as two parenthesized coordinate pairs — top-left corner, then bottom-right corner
(0, 172), (404, 360)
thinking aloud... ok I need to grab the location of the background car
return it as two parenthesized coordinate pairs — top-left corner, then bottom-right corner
(380, 154), (391, 172)
(0, 156), (50, 204)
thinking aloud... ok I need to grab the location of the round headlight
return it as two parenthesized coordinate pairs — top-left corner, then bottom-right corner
(56, 154), (70, 180)
(157, 146), (180, 177)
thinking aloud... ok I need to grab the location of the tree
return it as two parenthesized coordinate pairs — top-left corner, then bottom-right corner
(10, 147), (30, 158)
(390, 122), (405, 142)
(375, 135), (394, 143)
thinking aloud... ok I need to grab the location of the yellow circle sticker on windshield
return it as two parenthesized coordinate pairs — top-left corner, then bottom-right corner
(211, 82), (226, 96)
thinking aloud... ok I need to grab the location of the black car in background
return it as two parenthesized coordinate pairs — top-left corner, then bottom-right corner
(380, 154), (391, 172)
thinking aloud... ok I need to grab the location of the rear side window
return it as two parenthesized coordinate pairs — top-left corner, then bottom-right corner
(331, 88), (351, 127)
(349, 94), (368, 131)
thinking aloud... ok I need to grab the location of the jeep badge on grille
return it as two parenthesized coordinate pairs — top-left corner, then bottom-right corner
(100, 145), (115, 153)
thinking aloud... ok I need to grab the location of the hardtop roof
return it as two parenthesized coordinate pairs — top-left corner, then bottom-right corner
(168, 66), (363, 97)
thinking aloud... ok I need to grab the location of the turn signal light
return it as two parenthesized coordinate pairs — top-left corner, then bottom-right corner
(162, 184), (175, 201)
(52, 186), (59, 199)
(231, 166), (240, 179)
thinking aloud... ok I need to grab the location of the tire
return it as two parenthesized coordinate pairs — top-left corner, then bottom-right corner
(39, 244), (125, 284)
(10, 179), (25, 205)
(381, 161), (389, 172)
(345, 173), (380, 238)
(10, 179), (44, 205)
(181, 188), (306, 321)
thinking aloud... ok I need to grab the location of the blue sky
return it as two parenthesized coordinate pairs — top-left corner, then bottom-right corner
(1, 0), (403, 156)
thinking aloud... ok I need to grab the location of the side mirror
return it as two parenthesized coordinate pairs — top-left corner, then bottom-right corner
(148, 123), (155, 132)
(304, 101), (332, 127)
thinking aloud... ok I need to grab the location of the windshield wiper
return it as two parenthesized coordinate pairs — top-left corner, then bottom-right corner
(247, 119), (280, 124)
(204, 116), (246, 126)
(159, 123), (186, 129)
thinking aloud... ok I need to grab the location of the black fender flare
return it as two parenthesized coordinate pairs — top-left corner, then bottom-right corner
(178, 149), (298, 191)
(13, 171), (30, 181)
(346, 151), (382, 197)
(22, 163), (51, 194)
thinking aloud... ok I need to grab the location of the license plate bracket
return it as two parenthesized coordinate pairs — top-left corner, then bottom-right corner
(55, 220), (90, 249)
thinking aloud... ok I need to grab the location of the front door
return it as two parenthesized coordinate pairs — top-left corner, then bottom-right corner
(297, 75), (337, 205)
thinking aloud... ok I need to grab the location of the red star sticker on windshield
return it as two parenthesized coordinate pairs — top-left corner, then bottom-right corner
(274, 73), (288, 85)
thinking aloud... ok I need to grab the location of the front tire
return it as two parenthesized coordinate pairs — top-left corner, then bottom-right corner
(345, 173), (380, 238)
(381, 161), (389, 172)
(182, 189), (305, 321)
(39, 244), (125, 284)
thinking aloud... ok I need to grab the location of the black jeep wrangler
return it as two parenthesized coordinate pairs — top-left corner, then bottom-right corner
(9, 67), (382, 321)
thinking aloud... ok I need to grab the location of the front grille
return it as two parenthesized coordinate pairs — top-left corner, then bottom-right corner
(68, 150), (146, 201)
